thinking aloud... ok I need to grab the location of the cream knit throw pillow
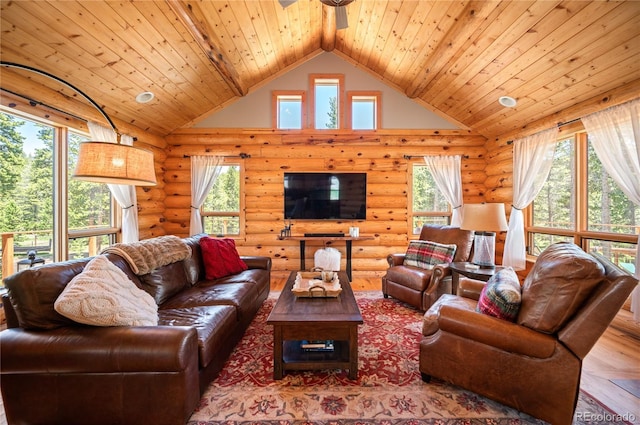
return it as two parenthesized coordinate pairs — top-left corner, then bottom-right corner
(54, 255), (158, 326)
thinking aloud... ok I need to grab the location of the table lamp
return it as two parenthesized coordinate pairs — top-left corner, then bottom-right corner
(460, 203), (508, 268)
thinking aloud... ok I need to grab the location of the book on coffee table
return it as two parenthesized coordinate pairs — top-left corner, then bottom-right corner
(301, 340), (335, 352)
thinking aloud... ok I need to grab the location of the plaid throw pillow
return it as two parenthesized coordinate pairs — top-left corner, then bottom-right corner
(476, 267), (522, 322)
(403, 240), (457, 269)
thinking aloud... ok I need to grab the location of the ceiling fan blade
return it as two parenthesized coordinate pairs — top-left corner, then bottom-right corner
(279, 0), (298, 8)
(335, 5), (348, 29)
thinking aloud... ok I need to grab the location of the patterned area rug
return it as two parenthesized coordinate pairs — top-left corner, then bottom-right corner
(187, 292), (621, 425)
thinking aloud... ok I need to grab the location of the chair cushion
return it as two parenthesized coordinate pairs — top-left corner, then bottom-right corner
(200, 237), (248, 279)
(476, 267), (521, 322)
(403, 240), (456, 269)
(54, 255), (158, 327)
(518, 242), (605, 334)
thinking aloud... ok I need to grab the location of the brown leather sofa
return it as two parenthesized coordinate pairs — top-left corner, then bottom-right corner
(0, 234), (271, 425)
(382, 224), (474, 310)
(419, 242), (638, 425)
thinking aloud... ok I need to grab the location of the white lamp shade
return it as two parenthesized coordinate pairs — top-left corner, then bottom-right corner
(460, 203), (508, 233)
(72, 141), (157, 186)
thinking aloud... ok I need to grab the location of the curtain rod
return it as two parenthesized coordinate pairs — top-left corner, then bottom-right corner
(506, 117), (583, 145)
(183, 153), (251, 159)
(403, 154), (469, 159)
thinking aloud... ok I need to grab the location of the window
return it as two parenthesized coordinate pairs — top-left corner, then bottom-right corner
(0, 109), (117, 278)
(529, 131), (638, 273)
(272, 91), (306, 129)
(347, 91), (381, 130)
(201, 164), (243, 236)
(410, 163), (450, 234)
(309, 74), (344, 130)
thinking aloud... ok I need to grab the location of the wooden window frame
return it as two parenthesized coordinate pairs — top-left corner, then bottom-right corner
(308, 74), (345, 130)
(526, 130), (638, 257)
(346, 91), (381, 130)
(271, 90), (306, 129)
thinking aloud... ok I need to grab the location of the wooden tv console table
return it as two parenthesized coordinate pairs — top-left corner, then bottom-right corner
(283, 235), (374, 281)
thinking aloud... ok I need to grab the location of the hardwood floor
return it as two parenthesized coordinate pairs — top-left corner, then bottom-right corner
(273, 272), (640, 420)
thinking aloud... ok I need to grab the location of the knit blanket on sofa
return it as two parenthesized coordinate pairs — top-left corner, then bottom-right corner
(101, 235), (192, 275)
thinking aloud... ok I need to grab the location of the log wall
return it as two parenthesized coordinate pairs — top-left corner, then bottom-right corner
(163, 129), (489, 279)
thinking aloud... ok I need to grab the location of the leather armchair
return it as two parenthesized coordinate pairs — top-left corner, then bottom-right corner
(419, 242), (638, 425)
(382, 224), (474, 310)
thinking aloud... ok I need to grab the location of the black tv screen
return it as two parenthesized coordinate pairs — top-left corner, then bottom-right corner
(284, 172), (367, 220)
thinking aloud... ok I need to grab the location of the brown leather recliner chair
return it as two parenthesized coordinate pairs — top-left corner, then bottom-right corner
(382, 224), (474, 310)
(419, 242), (638, 425)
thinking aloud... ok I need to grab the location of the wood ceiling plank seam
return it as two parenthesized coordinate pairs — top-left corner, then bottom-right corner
(259, 0), (293, 69)
(435, 0), (566, 114)
(0, 8), (163, 132)
(405, 0), (505, 99)
(363, 0), (413, 71)
(348, 0), (375, 64)
(135, 1), (235, 106)
(446, 0), (612, 120)
(375, 1), (433, 83)
(284, 0), (309, 62)
(248, 0), (289, 74)
(422, 0), (540, 107)
(455, 1), (638, 127)
(229, 1), (275, 78)
(86, 1), (213, 118)
(477, 69), (640, 138)
(335, 0), (364, 59)
(271, 0), (301, 66)
(354, 0), (387, 67)
(475, 51), (640, 136)
(392, 1), (468, 89)
(200, 1), (253, 76)
(165, 0), (248, 98)
(220, 1), (271, 87)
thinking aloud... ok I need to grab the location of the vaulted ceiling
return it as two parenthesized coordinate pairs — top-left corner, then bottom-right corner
(1, 0), (639, 139)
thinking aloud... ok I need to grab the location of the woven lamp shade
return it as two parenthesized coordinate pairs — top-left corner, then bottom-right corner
(72, 142), (157, 186)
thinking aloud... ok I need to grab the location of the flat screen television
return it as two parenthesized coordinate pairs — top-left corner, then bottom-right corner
(284, 172), (367, 220)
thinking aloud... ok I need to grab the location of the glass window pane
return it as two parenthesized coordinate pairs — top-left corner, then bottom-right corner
(203, 166), (240, 212)
(277, 96), (302, 129)
(203, 216), (240, 236)
(529, 233), (574, 256)
(587, 239), (636, 275)
(587, 138), (639, 234)
(412, 165), (448, 212)
(352, 96), (375, 130)
(0, 112), (54, 264)
(69, 234), (113, 260)
(67, 132), (113, 231)
(532, 138), (575, 230)
(315, 79), (339, 129)
(412, 216), (449, 234)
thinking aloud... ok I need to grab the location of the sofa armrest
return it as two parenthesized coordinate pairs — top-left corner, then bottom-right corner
(386, 253), (405, 267)
(456, 277), (485, 300)
(0, 326), (199, 373)
(437, 305), (556, 358)
(241, 256), (271, 270)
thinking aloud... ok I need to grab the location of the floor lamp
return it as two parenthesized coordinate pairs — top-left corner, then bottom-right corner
(1, 61), (157, 186)
(461, 203), (508, 269)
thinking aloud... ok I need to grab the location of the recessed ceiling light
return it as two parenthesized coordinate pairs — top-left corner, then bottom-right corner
(499, 96), (517, 107)
(135, 91), (155, 104)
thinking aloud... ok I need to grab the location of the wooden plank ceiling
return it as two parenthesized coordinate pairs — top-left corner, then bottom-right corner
(1, 0), (639, 139)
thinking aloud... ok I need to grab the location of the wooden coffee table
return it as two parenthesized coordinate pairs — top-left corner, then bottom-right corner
(267, 271), (363, 380)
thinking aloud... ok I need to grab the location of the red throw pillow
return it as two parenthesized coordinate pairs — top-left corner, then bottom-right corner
(200, 237), (248, 280)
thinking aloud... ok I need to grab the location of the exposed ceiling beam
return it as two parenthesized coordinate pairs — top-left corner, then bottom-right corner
(321, 5), (337, 52)
(166, 0), (246, 97)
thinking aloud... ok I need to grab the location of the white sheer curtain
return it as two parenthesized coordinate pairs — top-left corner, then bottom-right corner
(582, 98), (640, 321)
(423, 155), (464, 227)
(88, 122), (139, 243)
(503, 127), (559, 270)
(190, 155), (223, 236)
